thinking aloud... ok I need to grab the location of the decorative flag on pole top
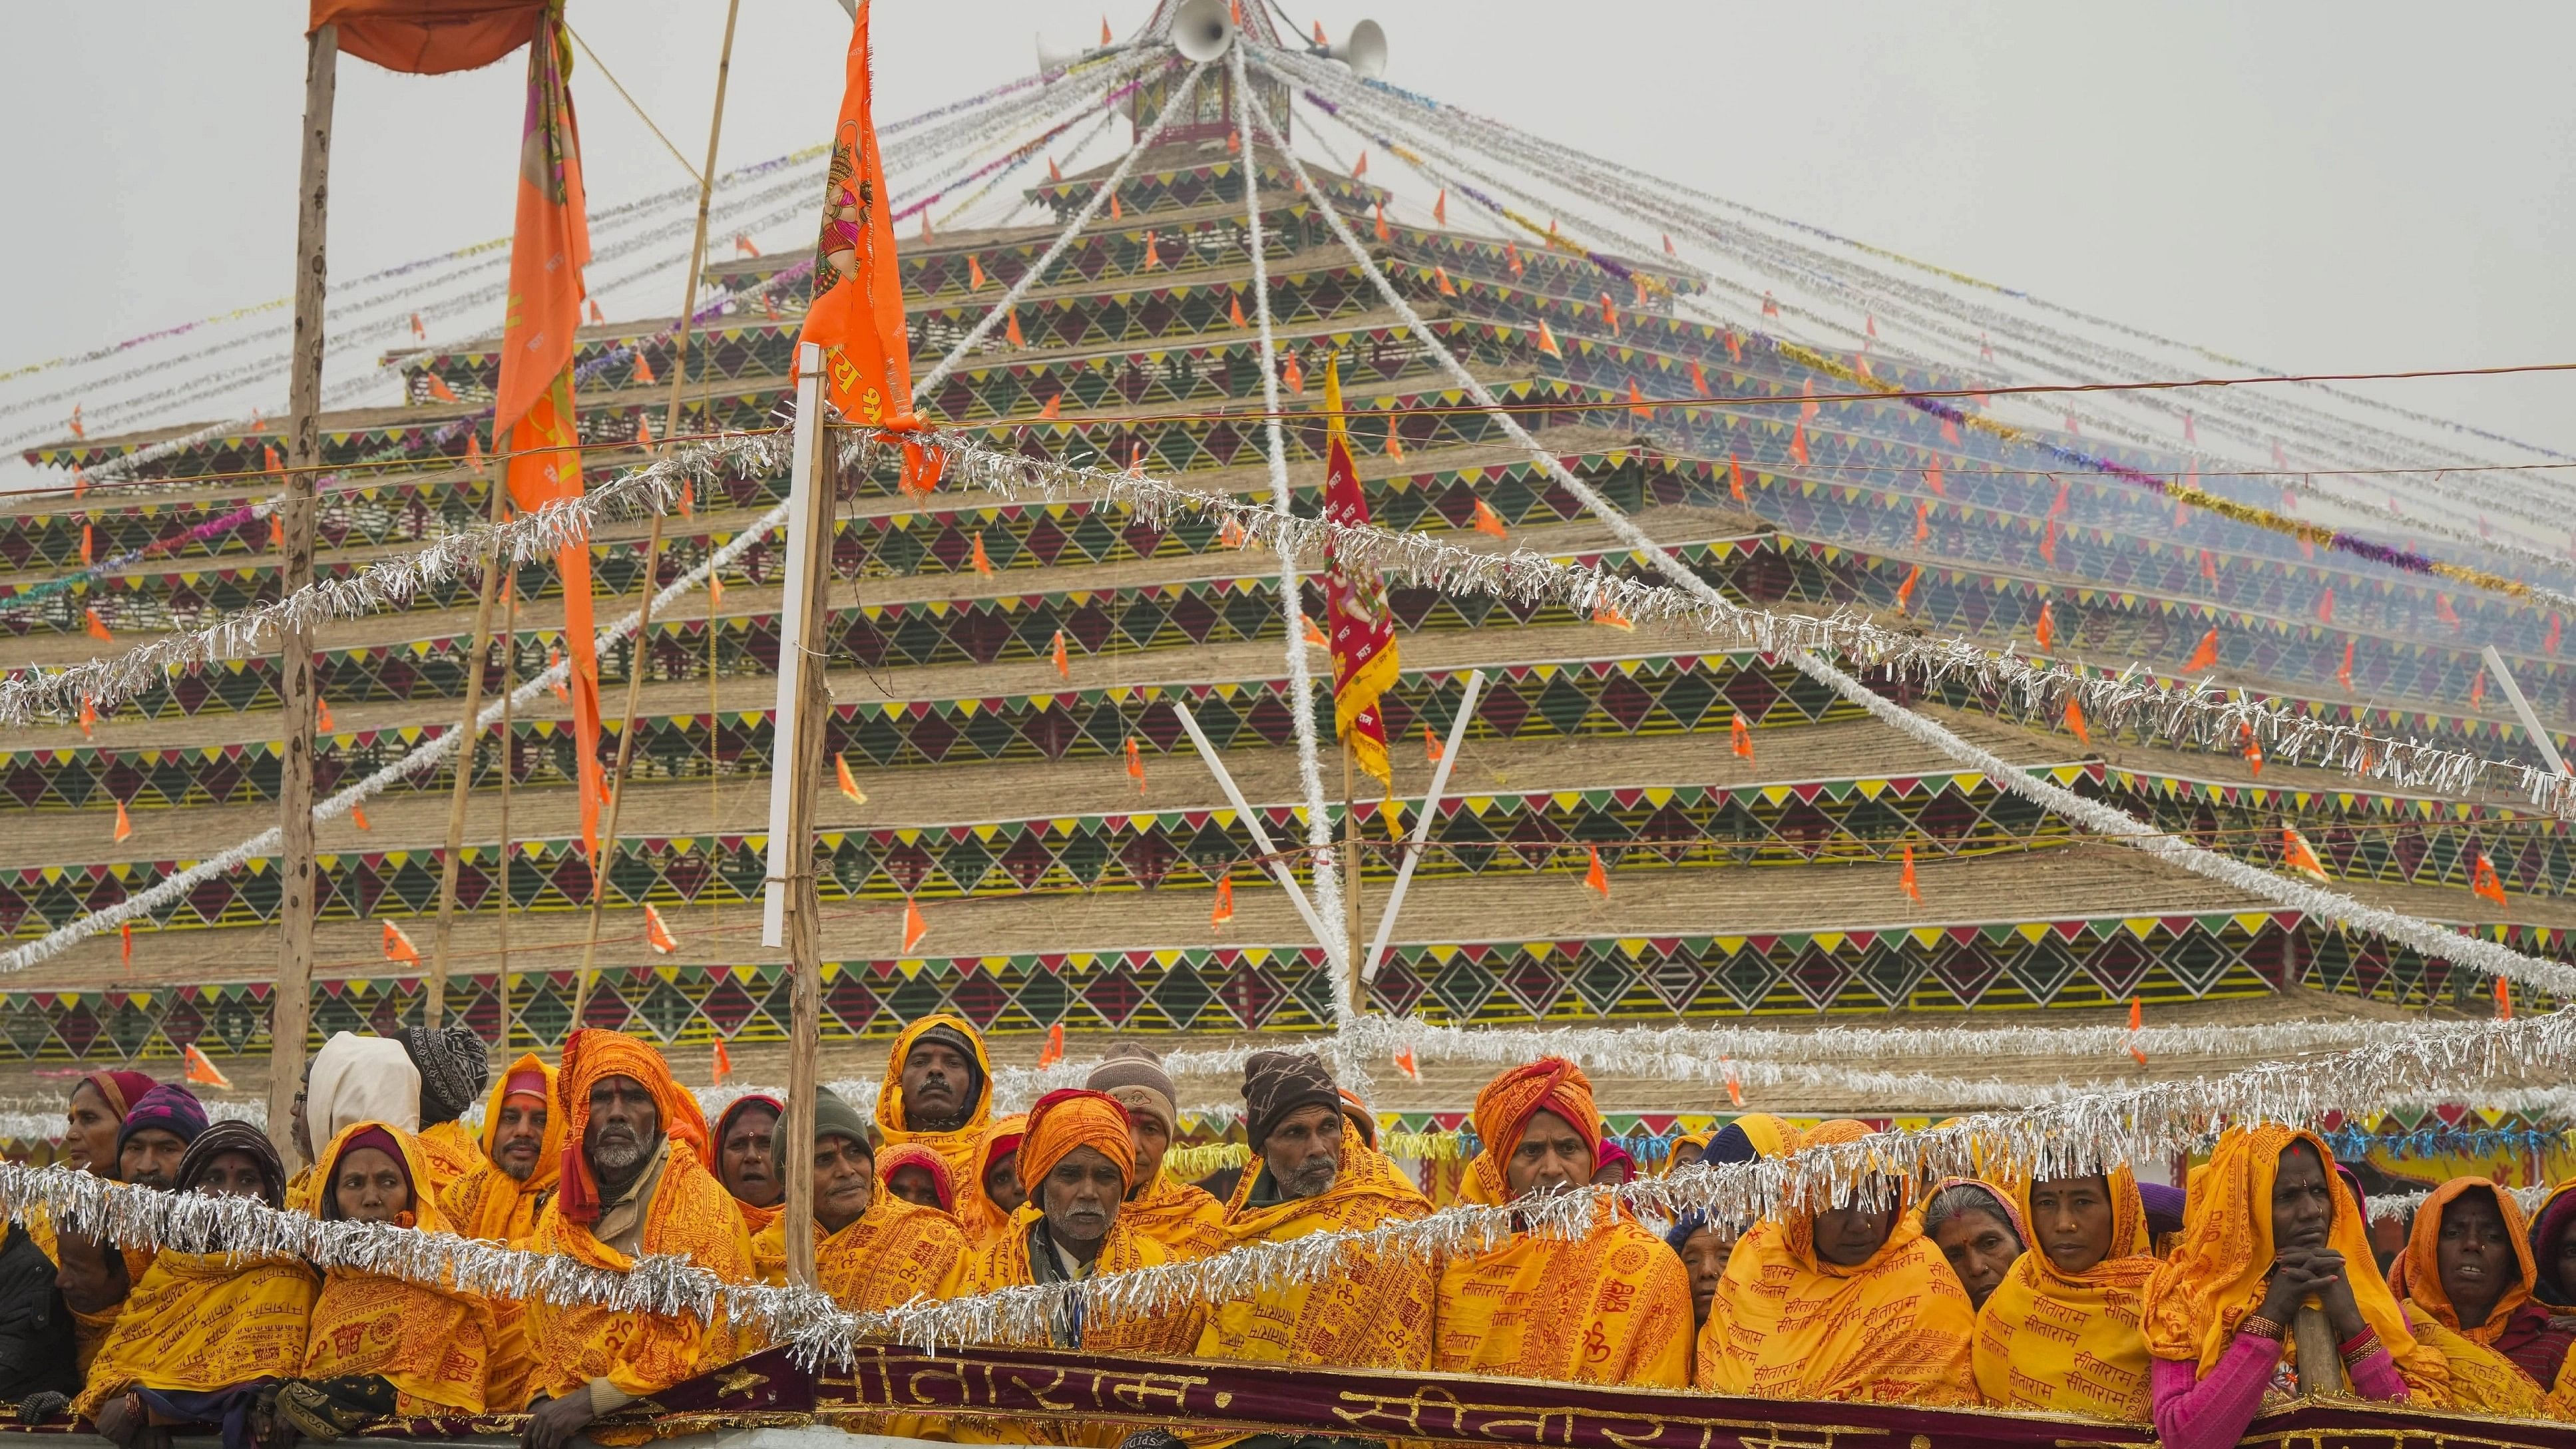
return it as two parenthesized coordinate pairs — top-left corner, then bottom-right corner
(491, 4), (606, 874)
(799, 2), (937, 489)
(1321, 356), (1397, 789)
(184, 1044), (233, 1092)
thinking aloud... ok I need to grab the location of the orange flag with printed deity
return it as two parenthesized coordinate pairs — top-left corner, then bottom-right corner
(489, 5), (606, 871)
(1321, 357), (1397, 789)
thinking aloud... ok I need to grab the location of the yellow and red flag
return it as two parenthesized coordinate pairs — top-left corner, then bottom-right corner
(493, 5), (604, 873)
(1321, 357), (1397, 788)
(799, 2), (937, 488)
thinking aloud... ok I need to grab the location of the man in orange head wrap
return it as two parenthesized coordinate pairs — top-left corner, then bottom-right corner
(873, 1012), (994, 1189)
(1436, 1057), (1692, 1388)
(1698, 1118), (1978, 1404)
(943, 1090), (1200, 1446)
(440, 1053), (564, 1412)
(1197, 1051), (1436, 1380)
(521, 1030), (753, 1449)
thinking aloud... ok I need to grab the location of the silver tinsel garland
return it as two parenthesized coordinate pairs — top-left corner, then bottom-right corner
(8, 1007), (2569, 1360)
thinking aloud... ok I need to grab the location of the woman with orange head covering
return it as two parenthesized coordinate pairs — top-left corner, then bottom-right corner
(1697, 1119), (1978, 1404)
(955, 1112), (1030, 1248)
(2388, 1175), (2574, 1416)
(258, 1122), (497, 1437)
(1972, 1163), (2160, 1420)
(1921, 1177), (2028, 1313)
(1434, 1057), (1692, 1388)
(881, 1142), (958, 1211)
(522, 1029), (753, 1449)
(2141, 1126), (2446, 1449)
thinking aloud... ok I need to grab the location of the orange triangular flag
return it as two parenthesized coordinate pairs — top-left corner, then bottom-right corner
(2128, 997), (2149, 1066)
(351, 803), (371, 831)
(1504, 242), (1522, 276)
(1005, 310), (1025, 347)
(120, 920), (132, 964)
(1535, 319), (1562, 357)
(1281, 352), (1305, 394)
(270, 514), (285, 548)
(1303, 616), (1329, 648)
(633, 351), (656, 385)
(645, 902), (678, 954)
(184, 1044), (232, 1090)
(1434, 264), (1456, 297)
(586, 298), (605, 325)
(1471, 499), (1508, 539)
(919, 210), (933, 242)
(2063, 694), (2089, 745)
(383, 921), (420, 964)
(1627, 378), (1652, 419)
(636, 413), (654, 451)
(1101, 14), (1114, 43)
(2497, 975), (2513, 1020)
(113, 799), (132, 843)
(1728, 453), (1747, 504)
(1433, 190), (1447, 225)
(1582, 844), (1610, 899)
(1914, 499), (1930, 542)
(2183, 628), (2219, 673)
(1047, 156), (1062, 182)
(1663, 233), (1677, 256)
(1211, 873), (1234, 931)
(318, 699), (335, 732)
(971, 532), (994, 577)
(1125, 736), (1148, 793)
(1592, 599), (1633, 630)
(1383, 419), (1404, 461)
(734, 234), (759, 258)
(2281, 823), (2328, 882)
(2473, 853), (2508, 906)
(1723, 1059), (1744, 1108)
(466, 433), (484, 468)
(1038, 393), (1060, 419)
(2337, 638), (2355, 692)
(1690, 359), (1709, 396)
(836, 753), (867, 805)
(1373, 202), (1390, 242)
(426, 374), (461, 403)
(676, 479), (693, 518)
(1040, 1021), (1066, 1068)
(1894, 564), (1922, 613)
(2034, 601), (2055, 652)
(1900, 843), (1922, 903)
(79, 697), (96, 739)
(85, 608), (112, 644)
(1789, 419), (1809, 465)
(2241, 723), (2264, 775)
(1110, 192), (1122, 220)
(410, 311), (426, 340)
(901, 895), (929, 952)
(1219, 515), (1247, 549)
(712, 1038), (734, 1085)
(1423, 723), (1445, 765)
(1229, 294), (1247, 328)
(1395, 1044), (1420, 1082)
(1353, 149), (1368, 176)
(968, 254), (986, 289)
(1731, 713), (1755, 761)
(80, 524), (93, 566)
(1052, 629), (1070, 678)
(1140, 230), (1159, 268)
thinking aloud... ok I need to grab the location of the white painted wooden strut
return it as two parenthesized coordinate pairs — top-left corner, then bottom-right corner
(1231, 40), (1349, 994)
(1170, 699), (1342, 961)
(1364, 668), (1484, 982)
(763, 341), (829, 947)
(2482, 645), (2571, 777)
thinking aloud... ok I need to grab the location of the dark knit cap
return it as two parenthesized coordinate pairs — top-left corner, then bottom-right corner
(175, 1120), (287, 1207)
(770, 1086), (875, 1177)
(1241, 1050), (1340, 1151)
(399, 1025), (490, 1126)
(115, 1084), (208, 1156)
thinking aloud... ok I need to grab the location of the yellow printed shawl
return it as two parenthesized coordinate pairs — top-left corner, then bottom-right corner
(71, 1249), (318, 1418)
(1197, 1120), (1436, 1370)
(750, 1193), (964, 1308)
(415, 1118), (485, 1203)
(1122, 1171), (1229, 1261)
(955, 1112), (1029, 1250)
(872, 1012), (996, 1194)
(1973, 1163), (2159, 1421)
(524, 1136), (755, 1402)
(2141, 1124), (2447, 1402)
(1435, 1218), (1693, 1387)
(1696, 1120), (1977, 1404)
(301, 1122), (496, 1415)
(2389, 1176), (2571, 1418)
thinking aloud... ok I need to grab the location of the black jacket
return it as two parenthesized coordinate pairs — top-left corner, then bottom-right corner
(0, 1223), (80, 1400)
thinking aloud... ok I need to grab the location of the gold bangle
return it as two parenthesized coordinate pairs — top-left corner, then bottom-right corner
(2340, 1330), (2381, 1370)
(2238, 1314), (2287, 1342)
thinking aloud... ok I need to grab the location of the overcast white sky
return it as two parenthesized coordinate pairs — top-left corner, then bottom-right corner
(3, 2), (2572, 455)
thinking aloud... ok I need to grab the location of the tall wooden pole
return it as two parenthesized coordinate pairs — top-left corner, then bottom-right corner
(766, 342), (833, 1286)
(495, 572), (518, 1051)
(426, 458), (507, 1030)
(573, 0), (743, 1016)
(1341, 735), (1363, 1013)
(270, 22), (337, 1170)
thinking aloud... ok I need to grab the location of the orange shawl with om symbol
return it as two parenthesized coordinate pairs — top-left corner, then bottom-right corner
(1122, 1171), (1229, 1261)
(1197, 1119), (1436, 1370)
(1972, 1163), (2159, 1420)
(70, 1249), (317, 1419)
(301, 1122), (497, 1414)
(750, 1194), (963, 1309)
(1696, 1120), (1978, 1404)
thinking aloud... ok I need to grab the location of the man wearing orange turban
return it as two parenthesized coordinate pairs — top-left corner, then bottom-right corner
(440, 1053), (563, 1411)
(1435, 1058), (1693, 1388)
(943, 1089), (1200, 1446)
(1698, 1119), (1978, 1404)
(521, 1030), (753, 1449)
(1197, 1051), (1436, 1384)
(873, 1013), (995, 1193)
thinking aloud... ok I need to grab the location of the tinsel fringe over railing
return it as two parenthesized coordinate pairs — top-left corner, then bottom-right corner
(3, 1006), (2571, 1360)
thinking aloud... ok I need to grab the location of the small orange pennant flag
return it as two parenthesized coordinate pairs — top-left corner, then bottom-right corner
(1220, 515), (1247, 549)
(2128, 997), (2149, 1066)
(836, 753), (867, 805)
(734, 233), (758, 258)
(1229, 294), (1248, 328)
(351, 803), (371, 831)
(2183, 628), (2219, 673)
(2281, 823), (2328, 882)
(271, 515), (285, 548)
(426, 374), (461, 404)
(113, 799), (132, 843)
(1423, 723), (1445, 765)
(1038, 392), (1060, 419)
(1894, 564), (1922, 612)
(712, 1038), (734, 1085)
(1047, 156), (1062, 182)
(645, 902), (679, 954)
(184, 1044), (233, 1090)
(382, 921), (421, 964)
(1900, 843), (1922, 903)
(1125, 736), (1148, 793)
(901, 896), (929, 952)
(1395, 1044), (1420, 1082)
(1052, 629), (1070, 678)
(1102, 14), (1114, 44)
(677, 479), (693, 518)
(968, 254), (986, 289)
(1535, 319), (1562, 357)
(1471, 499), (1508, 538)
(1627, 378), (1653, 419)
(1925, 459), (1945, 495)
(1383, 419), (1404, 461)
(1005, 310), (1025, 347)
(1789, 419), (1809, 466)
(1592, 599), (1634, 630)
(1303, 616), (1329, 648)
(2063, 694), (2089, 745)
(2473, 852), (2508, 906)
(79, 697), (96, 739)
(1211, 873), (1234, 930)
(85, 608), (113, 644)
(1433, 189), (1447, 225)
(1731, 713), (1755, 761)
(318, 699), (335, 732)
(1281, 352), (1305, 394)
(632, 351), (656, 385)
(1353, 148), (1367, 176)
(1374, 204), (1391, 242)
(1110, 192), (1122, 220)
(2336, 637), (2355, 691)
(2034, 601), (2055, 652)
(410, 311), (426, 340)
(1582, 844), (1610, 899)
(636, 413), (654, 451)
(2241, 722), (2264, 775)
(1723, 1058), (1744, 1108)
(1434, 264), (1456, 297)
(81, 524), (93, 565)
(1728, 453), (1747, 504)
(1039, 1021), (1066, 1067)
(587, 298), (605, 325)
(919, 210), (933, 242)
(970, 532), (994, 577)
(1914, 499), (1930, 543)
(119, 920), (132, 964)
(2497, 975), (2513, 1020)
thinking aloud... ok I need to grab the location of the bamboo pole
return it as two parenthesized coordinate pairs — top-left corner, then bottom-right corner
(270, 21), (336, 1170)
(1363, 670), (1484, 982)
(425, 456), (508, 1030)
(495, 572), (517, 1052)
(572, 0), (742, 1020)
(1342, 735), (1363, 1014)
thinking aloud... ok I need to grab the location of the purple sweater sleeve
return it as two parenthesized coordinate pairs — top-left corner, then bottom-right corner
(2152, 1339), (2280, 1449)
